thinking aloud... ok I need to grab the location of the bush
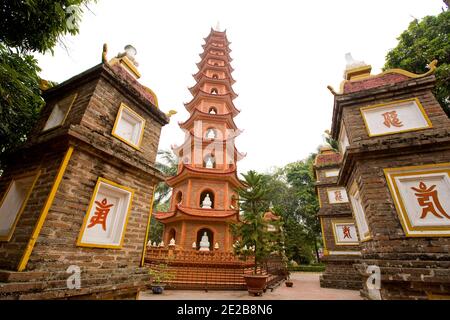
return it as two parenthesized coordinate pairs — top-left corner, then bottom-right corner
(288, 264), (325, 272)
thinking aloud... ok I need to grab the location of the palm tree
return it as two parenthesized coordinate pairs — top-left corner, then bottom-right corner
(232, 171), (282, 274)
(154, 150), (178, 206)
(149, 150), (178, 243)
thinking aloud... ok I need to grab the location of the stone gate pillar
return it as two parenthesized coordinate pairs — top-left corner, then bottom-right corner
(0, 46), (170, 299)
(314, 146), (362, 290)
(329, 57), (450, 299)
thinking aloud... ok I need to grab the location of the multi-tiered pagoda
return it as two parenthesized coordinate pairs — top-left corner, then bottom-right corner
(155, 27), (245, 252)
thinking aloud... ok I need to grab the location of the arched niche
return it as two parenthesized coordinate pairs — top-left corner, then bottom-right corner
(208, 106), (218, 114)
(175, 191), (182, 204)
(203, 154), (216, 169)
(196, 228), (214, 251)
(205, 128), (217, 139)
(200, 190), (215, 209)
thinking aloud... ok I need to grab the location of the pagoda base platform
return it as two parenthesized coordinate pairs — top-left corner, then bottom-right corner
(145, 248), (287, 290)
(0, 267), (150, 300)
(319, 255), (362, 290)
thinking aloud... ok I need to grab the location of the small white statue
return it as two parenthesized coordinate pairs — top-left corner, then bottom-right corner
(159, 241), (164, 247)
(209, 109), (216, 115)
(206, 129), (216, 139)
(202, 194), (212, 209)
(169, 238), (176, 246)
(192, 241), (197, 249)
(147, 240), (152, 247)
(344, 53), (367, 70)
(153, 242), (157, 247)
(199, 232), (210, 251)
(214, 242), (219, 250)
(205, 157), (214, 169)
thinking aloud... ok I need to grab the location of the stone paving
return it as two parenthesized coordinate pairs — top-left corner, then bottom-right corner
(139, 272), (363, 300)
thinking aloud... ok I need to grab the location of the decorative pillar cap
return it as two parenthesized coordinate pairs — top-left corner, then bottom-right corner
(343, 53), (372, 81)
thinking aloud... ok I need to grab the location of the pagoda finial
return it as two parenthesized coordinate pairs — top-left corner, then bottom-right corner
(214, 21), (221, 32)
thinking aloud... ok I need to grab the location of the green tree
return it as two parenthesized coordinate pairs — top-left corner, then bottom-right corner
(1, 1), (93, 54)
(0, 44), (43, 159)
(232, 171), (283, 274)
(149, 150), (178, 243)
(283, 154), (321, 262)
(384, 10), (450, 116)
(0, 1), (94, 166)
(261, 170), (315, 264)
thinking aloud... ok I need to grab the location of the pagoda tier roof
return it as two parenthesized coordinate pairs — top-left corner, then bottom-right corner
(200, 49), (232, 62)
(184, 90), (240, 116)
(166, 163), (244, 188)
(179, 108), (240, 131)
(188, 76), (238, 100)
(204, 28), (231, 45)
(171, 136), (246, 162)
(193, 67), (236, 84)
(197, 51), (232, 67)
(202, 42), (231, 55)
(197, 49), (233, 66)
(196, 60), (234, 74)
(154, 204), (240, 223)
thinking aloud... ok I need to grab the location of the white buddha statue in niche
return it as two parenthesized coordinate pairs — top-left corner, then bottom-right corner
(169, 238), (176, 247)
(202, 194), (212, 209)
(206, 129), (216, 139)
(199, 232), (210, 251)
(205, 157), (214, 169)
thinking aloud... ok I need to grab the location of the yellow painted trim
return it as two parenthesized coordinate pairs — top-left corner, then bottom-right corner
(111, 103), (146, 150)
(76, 177), (135, 249)
(360, 97), (433, 137)
(0, 171), (41, 242)
(326, 187), (349, 205)
(144, 86), (159, 108)
(384, 163), (450, 237)
(317, 187), (323, 208)
(349, 182), (372, 242)
(427, 292), (450, 300)
(41, 93), (78, 133)
(331, 219), (359, 246)
(17, 147), (74, 271)
(141, 183), (157, 267)
(121, 56), (141, 79)
(320, 217), (329, 256)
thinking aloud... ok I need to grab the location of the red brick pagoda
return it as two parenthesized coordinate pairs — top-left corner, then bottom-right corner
(154, 27), (245, 253)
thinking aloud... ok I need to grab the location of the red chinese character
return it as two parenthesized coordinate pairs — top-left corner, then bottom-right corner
(88, 198), (114, 231)
(335, 190), (343, 202)
(411, 182), (450, 220)
(342, 226), (352, 239)
(382, 111), (403, 128)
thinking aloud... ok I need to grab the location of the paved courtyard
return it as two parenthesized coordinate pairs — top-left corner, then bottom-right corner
(139, 272), (362, 300)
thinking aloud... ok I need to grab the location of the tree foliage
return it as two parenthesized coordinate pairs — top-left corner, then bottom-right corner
(232, 171), (283, 273)
(384, 10), (450, 116)
(149, 150), (178, 244)
(0, 0), (94, 54)
(0, 0), (94, 166)
(0, 44), (43, 157)
(282, 154), (321, 262)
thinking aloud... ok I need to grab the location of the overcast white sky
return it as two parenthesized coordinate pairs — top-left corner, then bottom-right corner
(35, 0), (444, 174)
